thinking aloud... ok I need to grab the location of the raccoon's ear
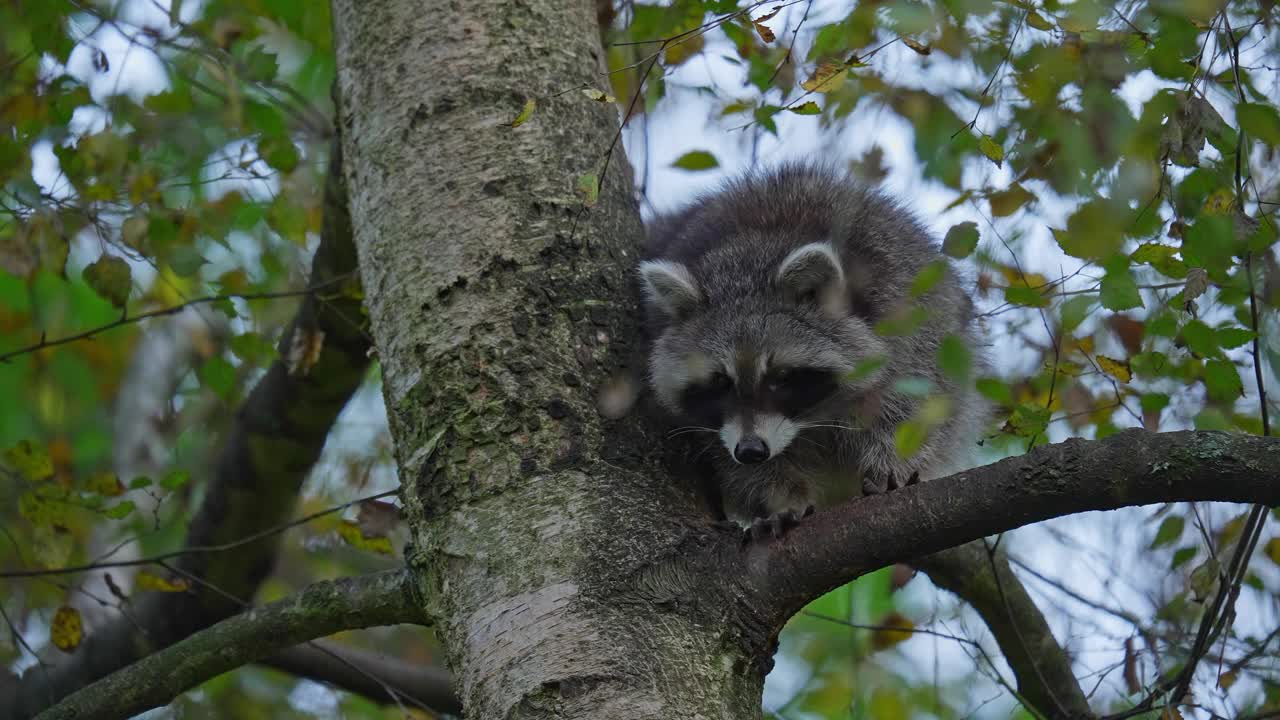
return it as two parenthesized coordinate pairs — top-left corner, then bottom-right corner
(639, 260), (702, 320)
(776, 242), (846, 314)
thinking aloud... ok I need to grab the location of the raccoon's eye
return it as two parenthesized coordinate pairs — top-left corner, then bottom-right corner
(707, 372), (733, 392)
(765, 368), (794, 391)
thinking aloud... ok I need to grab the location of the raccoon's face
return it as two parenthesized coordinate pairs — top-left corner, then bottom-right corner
(639, 242), (887, 465)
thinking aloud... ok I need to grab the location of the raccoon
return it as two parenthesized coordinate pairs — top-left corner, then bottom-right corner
(638, 163), (986, 534)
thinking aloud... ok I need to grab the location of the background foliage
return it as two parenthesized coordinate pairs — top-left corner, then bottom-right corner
(1, 0), (1278, 718)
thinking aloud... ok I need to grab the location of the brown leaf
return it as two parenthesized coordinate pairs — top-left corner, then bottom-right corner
(1108, 315), (1146, 356)
(51, 606), (83, 652)
(752, 21), (775, 43)
(1184, 267), (1209, 302)
(870, 612), (915, 650)
(1123, 637), (1140, 694)
(800, 63), (848, 93)
(357, 499), (403, 537)
(901, 37), (932, 55)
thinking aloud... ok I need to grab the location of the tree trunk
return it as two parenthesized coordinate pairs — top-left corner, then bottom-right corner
(331, 0), (771, 716)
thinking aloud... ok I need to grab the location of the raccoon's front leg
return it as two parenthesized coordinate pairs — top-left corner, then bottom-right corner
(717, 458), (817, 540)
(856, 435), (927, 497)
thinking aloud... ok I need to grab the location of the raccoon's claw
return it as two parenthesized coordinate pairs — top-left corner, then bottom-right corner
(744, 506), (814, 543)
(863, 471), (920, 495)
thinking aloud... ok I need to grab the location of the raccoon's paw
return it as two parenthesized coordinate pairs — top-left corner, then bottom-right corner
(861, 470), (921, 495)
(744, 505), (815, 543)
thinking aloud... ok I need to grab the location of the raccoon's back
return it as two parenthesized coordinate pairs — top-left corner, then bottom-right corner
(645, 163), (936, 266)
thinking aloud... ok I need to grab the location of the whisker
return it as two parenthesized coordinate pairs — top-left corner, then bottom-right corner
(667, 425), (718, 438)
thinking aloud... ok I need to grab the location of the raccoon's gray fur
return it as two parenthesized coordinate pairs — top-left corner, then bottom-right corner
(639, 163), (986, 524)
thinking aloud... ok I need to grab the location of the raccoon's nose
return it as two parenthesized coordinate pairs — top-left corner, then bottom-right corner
(734, 435), (769, 464)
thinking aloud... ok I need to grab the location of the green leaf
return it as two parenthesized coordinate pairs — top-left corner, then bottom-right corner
(102, 500), (135, 519)
(82, 255), (132, 307)
(169, 245), (206, 277)
(1060, 296), (1095, 332)
(788, 101), (821, 115)
(937, 335), (972, 382)
(198, 357), (236, 400)
(229, 332), (279, 365)
(1005, 286), (1049, 308)
(1002, 404), (1050, 437)
(1100, 267), (1143, 310)
(1171, 546), (1197, 569)
(846, 356), (887, 382)
(1203, 358), (1243, 402)
(1150, 515), (1184, 548)
(988, 184), (1034, 217)
(1130, 243), (1188, 279)
(910, 260), (947, 297)
(510, 98), (536, 128)
(128, 476), (152, 489)
(894, 419), (929, 458)
(574, 173), (599, 207)
(160, 469), (190, 491)
(942, 221), (979, 258)
(976, 377), (1012, 404)
(258, 135), (299, 173)
(671, 151), (719, 171)
(978, 134), (1004, 167)
(243, 46), (280, 83)
(1237, 102), (1280, 145)
(1140, 392), (1170, 413)
(3, 440), (55, 481)
(1180, 320), (1220, 357)
(1215, 327), (1255, 349)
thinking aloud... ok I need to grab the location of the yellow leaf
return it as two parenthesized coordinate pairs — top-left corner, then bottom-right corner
(1264, 537), (1280, 565)
(510, 98), (536, 128)
(51, 606), (83, 652)
(1097, 355), (1132, 383)
(871, 612), (915, 650)
(979, 134), (1004, 167)
(136, 571), (192, 593)
(801, 63), (849, 94)
(1202, 188), (1233, 215)
(2, 440), (55, 481)
(338, 520), (394, 555)
(580, 88), (616, 104)
(1218, 669), (1238, 690)
(85, 472), (124, 497)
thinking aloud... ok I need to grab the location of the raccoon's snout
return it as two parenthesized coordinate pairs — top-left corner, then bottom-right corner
(734, 435), (769, 464)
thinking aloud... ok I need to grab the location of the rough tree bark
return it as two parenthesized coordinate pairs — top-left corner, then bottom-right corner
(330, 0), (777, 716)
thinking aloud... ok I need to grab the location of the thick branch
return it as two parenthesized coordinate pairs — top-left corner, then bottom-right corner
(262, 641), (460, 716)
(9, 139), (371, 718)
(916, 543), (1092, 720)
(35, 570), (424, 720)
(753, 429), (1280, 621)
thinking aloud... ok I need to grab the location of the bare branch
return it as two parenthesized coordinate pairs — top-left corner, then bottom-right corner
(34, 570), (426, 720)
(750, 429), (1280, 622)
(263, 641), (461, 716)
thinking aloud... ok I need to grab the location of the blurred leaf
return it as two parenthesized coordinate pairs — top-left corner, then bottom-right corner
(938, 335), (971, 382)
(82, 255), (132, 308)
(894, 419), (928, 458)
(942, 221), (979, 258)
(1203, 359), (1243, 402)
(338, 519), (394, 555)
(136, 571), (191, 593)
(1150, 515), (1184, 548)
(978, 134), (1004, 167)
(801, 63), (848, 93)
(198, 357), (237, 400)
(160, 469), (191, 491)
(989, 184), (1034, 217)
(85, 472), (124, 497)
(3, 440), (55, 481)
(671, 151), (719, 171)
(575, 173), (599, 206)
(870, 612), (915, 650)
(1238, 102), (1280, 145)
(789, 101), (821, 115)
(909, 260), (947, 297)
(50, 607), (82, 652)
(1097, 356), (1132, 383)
